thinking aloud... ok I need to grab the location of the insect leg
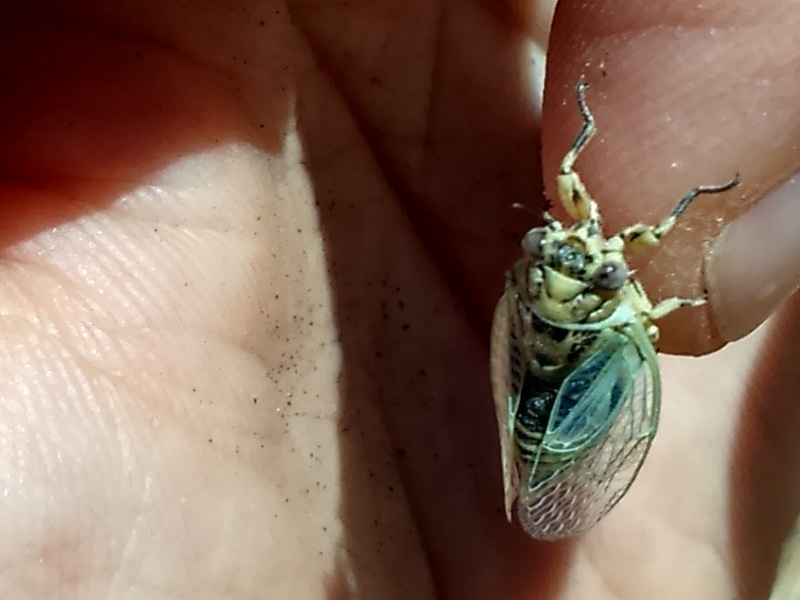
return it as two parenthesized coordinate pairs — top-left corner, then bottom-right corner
(649, 295), (706, 321)
(629, 280), (705, 341)
(620, 174), (741, 251)
(557, 81), (600, 223)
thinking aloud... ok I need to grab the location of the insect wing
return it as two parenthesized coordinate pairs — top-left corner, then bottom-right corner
(546, 331), (641, 450)
(489, 288), (523, 521)
(517, 325), (661, 540)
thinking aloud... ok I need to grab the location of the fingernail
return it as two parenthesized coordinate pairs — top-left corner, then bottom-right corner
(707, 174), (800, 342)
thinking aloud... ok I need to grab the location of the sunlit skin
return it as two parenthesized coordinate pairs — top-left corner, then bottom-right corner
(1, 2), (799, 600)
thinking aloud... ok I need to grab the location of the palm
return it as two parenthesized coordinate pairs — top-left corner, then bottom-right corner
(2, 2), (798, 599)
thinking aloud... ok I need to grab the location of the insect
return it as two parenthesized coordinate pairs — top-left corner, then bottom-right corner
(490, 81), (739, 540)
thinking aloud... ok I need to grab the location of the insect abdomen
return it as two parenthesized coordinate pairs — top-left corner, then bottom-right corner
(513, 374), (558, 462)
(514, 366), (597, 487)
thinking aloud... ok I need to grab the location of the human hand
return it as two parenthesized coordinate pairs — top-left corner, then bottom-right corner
(1, 1), (799, 599)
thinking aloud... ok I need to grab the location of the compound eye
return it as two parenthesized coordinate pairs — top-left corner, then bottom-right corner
(521, 228), (546, 257)
(594, 263), (629, 290)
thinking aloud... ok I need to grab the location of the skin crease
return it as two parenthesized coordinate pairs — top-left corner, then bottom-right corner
(0, 2), (799, 600)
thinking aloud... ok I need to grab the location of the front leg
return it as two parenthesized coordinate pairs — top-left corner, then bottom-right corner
(556, 81), (601, 223)
(619, 175), (740, 251)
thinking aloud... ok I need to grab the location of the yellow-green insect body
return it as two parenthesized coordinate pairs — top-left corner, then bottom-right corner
(490, 82), (739, 540)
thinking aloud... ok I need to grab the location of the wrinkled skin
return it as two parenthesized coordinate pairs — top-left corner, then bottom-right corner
(1, 1), (800, 599)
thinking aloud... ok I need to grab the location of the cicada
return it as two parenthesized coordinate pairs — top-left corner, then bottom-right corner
(490, 81), (739, 540)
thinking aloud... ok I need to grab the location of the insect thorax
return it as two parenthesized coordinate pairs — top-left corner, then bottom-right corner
(508, 216), (648, 382)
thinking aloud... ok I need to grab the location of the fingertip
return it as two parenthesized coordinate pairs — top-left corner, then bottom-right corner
(540, 0), (800, 354)
(707, 174), (800, 343)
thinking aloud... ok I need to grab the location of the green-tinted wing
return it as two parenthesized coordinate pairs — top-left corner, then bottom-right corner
(517, 323), (661, 540)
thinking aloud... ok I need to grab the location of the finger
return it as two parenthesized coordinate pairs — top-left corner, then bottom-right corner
(729, 296), (800, 599)
(708, 175), (800, 343)
(541, 0), (800, 354)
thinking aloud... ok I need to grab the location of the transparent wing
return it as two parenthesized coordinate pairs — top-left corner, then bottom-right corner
(489, 288), (523, 521)
(516, 323), (661, 540)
